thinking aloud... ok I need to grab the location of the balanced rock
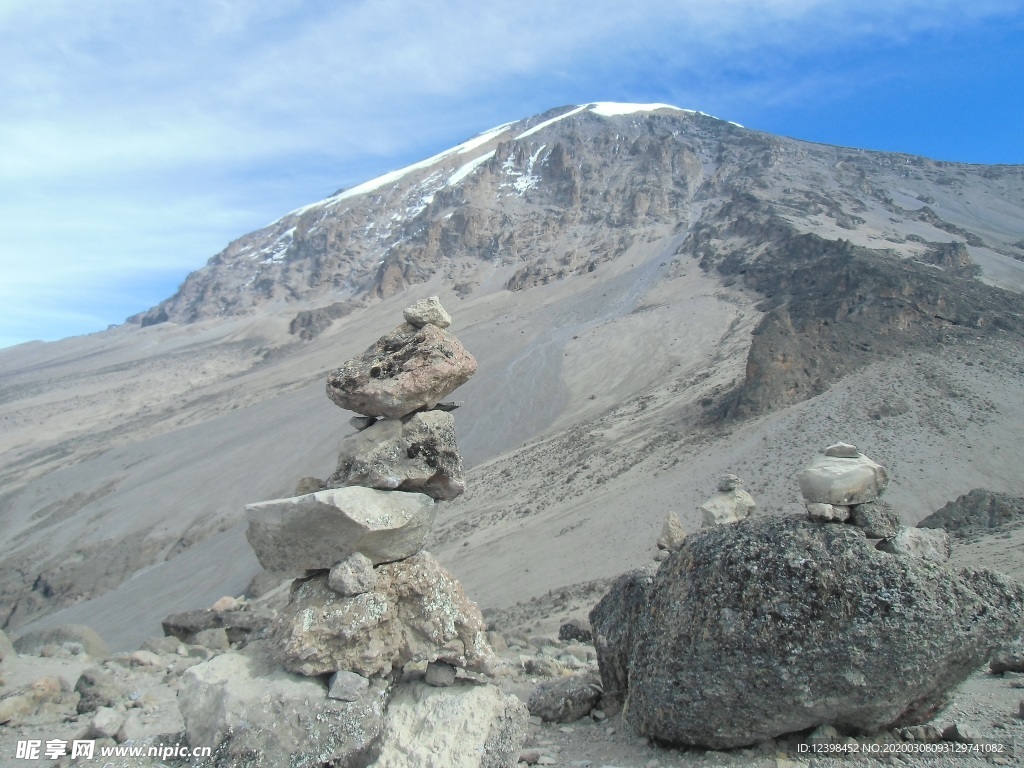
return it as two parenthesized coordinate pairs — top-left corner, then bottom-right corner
(700, 487), (756, 527)
(328, 552), (378, 596)
(877, 527), (952, 562)
(329, 410), (465, 500)
(274, 551), (494, 677)
(850, 500), (901, 538)
(591, 515), (1024, 749)
(797, 450), (889, 505)
(717, 473), (742, 492)
(824, 442), (860, 458)
(403, 296), (452, 329)
(326, 323), (477, 418)
(245, 486), (434, 572)
(178, 642), (391, 768)
(368, 679), (527, 768)
(806, 502), (850, 523)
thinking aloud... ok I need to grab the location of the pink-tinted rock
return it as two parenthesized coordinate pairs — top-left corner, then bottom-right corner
(326, 323), (477, 418)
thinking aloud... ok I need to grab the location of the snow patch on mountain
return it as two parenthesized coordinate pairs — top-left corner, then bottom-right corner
(448, 151), (495, 186)
(515, 105), (589, 140)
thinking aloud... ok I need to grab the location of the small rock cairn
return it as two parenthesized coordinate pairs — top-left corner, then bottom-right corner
(799, 441), (950, 561)
(245, 296), (495, 685)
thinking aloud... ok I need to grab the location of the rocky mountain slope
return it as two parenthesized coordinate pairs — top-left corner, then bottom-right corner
(1, 102), (1023, 653)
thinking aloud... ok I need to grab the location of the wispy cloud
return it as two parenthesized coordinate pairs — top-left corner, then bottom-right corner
(1, 0), (1021, 346)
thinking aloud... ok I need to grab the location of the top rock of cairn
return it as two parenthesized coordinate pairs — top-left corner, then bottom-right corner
(326, 299), (475, 419)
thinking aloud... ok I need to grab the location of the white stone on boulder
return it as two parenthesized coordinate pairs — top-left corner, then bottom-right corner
(797, 452), (889, 506)
(824, 442), (860, 459)
(656, 511), (687, 550)
(245, 486), (434, 572)
(403, 296), (452, 329)
(700, 489), (756, 527)
(877, 527), (952, 562)
(367, 679), (527, 768)
(806, 503), (850, 523)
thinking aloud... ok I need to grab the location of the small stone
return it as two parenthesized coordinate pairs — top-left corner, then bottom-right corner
(942, 722), (983, 743)
(808, 724), (840, 744)
(528, 673), (601, 723)
(592, 709), (605, 721)
(327, 670), (370, 701)
(425, 661), (457, 687)
(487, 631), (509, 653)
(654, 549), (670, 561)
(717, 474), (742, 492)
(350, 415), (378, 431)
(89, 707), (125, 740)
(537, 756), (557, 766)
(129, 649), (164, 667)
(558, 619), (592, 644)
(806, 502), (850, 522)
(825, 442), (860, 458)
(656, 510), (687, 550)
(403, 296), (452, 329)
(191, 628), (230, 651)
(328, 552), (378, 596)
(209, 596), (240, 612)
(990, 639), (1024, 673)
(523, 657), (562, 677)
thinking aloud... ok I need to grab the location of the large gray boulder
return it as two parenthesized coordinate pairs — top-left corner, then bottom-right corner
(274, 551), (494, 678)
(177, 642), (392, 768)
(245, 486), (434, 572)
(588, 565), (657, 703)
(326, 323), (477, 419)
(797, 452), (889, 505)
(366, 679), (527, 768)
(329, 410), (466, 500)
(592, 515), (1024, 749)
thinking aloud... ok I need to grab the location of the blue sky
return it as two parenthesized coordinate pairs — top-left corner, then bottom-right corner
(1, 0), (1022, 349)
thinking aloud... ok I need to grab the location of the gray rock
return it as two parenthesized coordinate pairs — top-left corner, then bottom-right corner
(588, 565), (657, 703)
(245, 486), (434, 572)
(161, 607), (270, 646)
(177, 642), (391, 768)
(424, 660), (457, 687)
(116, 706), (186, 744)
(487, 631), (509, 654)
(328, 552), (378, 596)
(89, 706), (125, 740)
(141, 635), (185, 655)
(13, 624), (109, 659)
(367, 679), (527, 768)
(75, 667), (127, 714)
(328, 670), (371, 701)
(350, 415), (378, 431)
(558, 619), (592, 644)
(328, 410), (466, 500)
(274, 551), (494, 678)
(191, 628), (230, 652)
(523, 657), (562, 678)
(403, 296), (452, 329)
(824, 442), (860, 458)
(655, 510), (686, 550)
(699, 488), (756, 527)
(326, 323), (477, 418)
(919, 489), (1024, 538)
(849, 500), (901, 538)
(293, 476), (325, 496)
(717, 473), (743, 492)
(594, 515), (1024, 749)
(990, 639), (1024, 673)
(877, 527), (952, 562)
(806, 502), (849, 523)
(527, 673), (602, 723)
(797, 452), (889, 505)
(942, 722), (983, 744)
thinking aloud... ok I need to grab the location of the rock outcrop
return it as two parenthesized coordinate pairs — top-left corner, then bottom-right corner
(592, 453), (1024, 750)
(919, 489), (1024, 538)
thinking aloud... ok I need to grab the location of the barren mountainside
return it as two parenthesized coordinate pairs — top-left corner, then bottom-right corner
(2, 102), (1024, 654)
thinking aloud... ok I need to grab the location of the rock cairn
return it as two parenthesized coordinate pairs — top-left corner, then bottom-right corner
(175, 297), (526, 767)
(699, 473), (756, 527)
(590, 443), (1024, 750)
(799, 442), (951, 561)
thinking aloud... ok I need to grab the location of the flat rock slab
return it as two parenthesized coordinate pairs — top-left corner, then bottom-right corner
(274, 551), (494, 678)
(797, 452), (889, 505)
(591, 515), (1024, 750)
(246, 486), (434, 572)
(326, 323), (477, 418)
(329, 410), (465, 500)
(367, 679), (527, 768)
(177, 641), (391, 768)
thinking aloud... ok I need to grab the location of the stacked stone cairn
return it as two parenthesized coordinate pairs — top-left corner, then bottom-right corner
(177, 297), (527, 767)
(799, 441), (951, 561)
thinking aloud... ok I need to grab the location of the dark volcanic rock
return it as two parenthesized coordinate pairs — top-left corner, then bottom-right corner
(595, 515), (1024, 749)
(326, 323), (477, 418)
(919, 489), (1024, 538)
(588, 565), (657, 703)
